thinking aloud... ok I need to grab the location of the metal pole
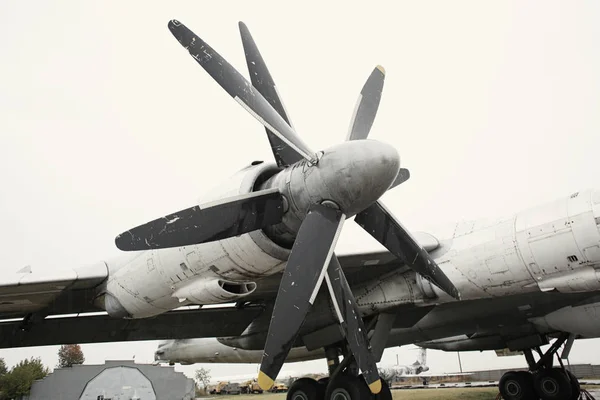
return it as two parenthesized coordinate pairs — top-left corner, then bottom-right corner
(396, 354), (399, 366)
(457, 352), (463, 373)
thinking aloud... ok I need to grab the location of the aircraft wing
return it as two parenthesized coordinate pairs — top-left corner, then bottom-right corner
(244, 249), (410, 301)
(0, 263), (108, 320)
(4, 231), (591, 353)
(0, 247), (407, 349)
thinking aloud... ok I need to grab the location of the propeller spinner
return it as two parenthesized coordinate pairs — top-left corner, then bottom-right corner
(115, 19), (461, 394)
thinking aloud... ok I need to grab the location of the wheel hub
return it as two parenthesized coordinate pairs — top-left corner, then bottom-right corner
(291, 390), (309, 400)
(506, 380), (521, 396)
(331, 388), (352, 400)
(541, 377), (559, 395)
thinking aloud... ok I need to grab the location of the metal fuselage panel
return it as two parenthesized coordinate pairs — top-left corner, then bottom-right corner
(425, 189), (600, 302)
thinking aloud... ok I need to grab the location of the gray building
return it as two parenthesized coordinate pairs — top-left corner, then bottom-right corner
(27, 360), (195, 400)
(467, 363), (600, 382)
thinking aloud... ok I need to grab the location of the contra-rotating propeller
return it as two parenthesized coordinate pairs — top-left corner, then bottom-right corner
(115, 19), (460, 394)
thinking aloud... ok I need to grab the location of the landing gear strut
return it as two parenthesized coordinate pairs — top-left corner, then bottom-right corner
(498, 333), (584, 400)
(286, 343), (392, 400)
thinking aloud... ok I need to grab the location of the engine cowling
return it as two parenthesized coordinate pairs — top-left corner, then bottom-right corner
(100, 161), (294, 319)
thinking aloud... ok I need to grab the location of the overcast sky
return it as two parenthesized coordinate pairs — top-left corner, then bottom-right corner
(1, 0), (600, 381)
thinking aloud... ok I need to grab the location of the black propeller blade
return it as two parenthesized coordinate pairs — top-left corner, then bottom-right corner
(167, 19), (315, 164)
(346, 66), (386, 141)
(258, 204), (345, 391)
(115, 188), (284, 251)
(325, 255), (382, 393)
(389, 167), (411, 190)
(238, 22), (302, 168)
(354, 201), (461, 299)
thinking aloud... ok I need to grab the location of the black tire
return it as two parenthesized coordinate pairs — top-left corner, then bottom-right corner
(325, 375), (371, 400)
(565, 370), (580, 400)
(287, 377), (323, 400)
(498, 371), (536, 400)
(533, 368), (573, 400)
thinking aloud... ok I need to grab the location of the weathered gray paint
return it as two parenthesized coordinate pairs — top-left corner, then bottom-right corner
(27, 360), (194, 400)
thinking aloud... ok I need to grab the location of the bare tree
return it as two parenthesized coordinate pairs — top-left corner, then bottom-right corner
(195, 367), (211, 391)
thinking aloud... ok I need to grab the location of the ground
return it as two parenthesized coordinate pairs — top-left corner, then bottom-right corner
(200, 387), (499, 399)
(199, 385), (600, 399)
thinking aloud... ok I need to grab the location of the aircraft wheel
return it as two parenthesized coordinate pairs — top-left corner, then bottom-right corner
(565, 370), (580, 400)
(498, 371), (535, 400)
(287, 377), (323, 400)
(325, 375), (371, 400)
(533, 368), (572, 400)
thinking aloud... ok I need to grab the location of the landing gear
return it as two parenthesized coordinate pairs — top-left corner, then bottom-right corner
(286, 344), (392, 400)
(287, 376), (391, 400)
(499, 371), (535, 400)
(533, 368), (574, 400)
(498, 333), (582, 400)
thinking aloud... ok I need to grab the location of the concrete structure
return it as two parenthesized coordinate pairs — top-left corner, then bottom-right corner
(467, 363), (600, 382)
(27, 360), (195, 400)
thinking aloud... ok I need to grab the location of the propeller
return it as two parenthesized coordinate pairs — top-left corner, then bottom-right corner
(238, 22), (301, 168)
(346, 65), (386, 141)
(115, 19), (461, 394)
(167, 20), (315, 164)
(115, 188), (284, 251)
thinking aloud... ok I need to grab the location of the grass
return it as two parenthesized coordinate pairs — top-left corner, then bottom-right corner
(203, 387), (500, 400)
(392, 387), (499, 399)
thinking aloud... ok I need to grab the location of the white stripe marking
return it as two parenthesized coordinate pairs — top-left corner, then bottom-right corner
(345, 93), (363, 141)
(325, 272), (344, 323)
(234, 96), (313, 162)
(309, 213), (346, 304)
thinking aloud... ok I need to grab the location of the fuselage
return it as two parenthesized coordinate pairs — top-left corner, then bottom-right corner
(91, 161), (600, 332)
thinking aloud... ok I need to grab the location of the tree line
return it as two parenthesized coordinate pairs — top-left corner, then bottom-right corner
(0, 344), (84, 399)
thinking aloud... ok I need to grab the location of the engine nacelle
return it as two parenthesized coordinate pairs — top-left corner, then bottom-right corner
(100, 161), (293, 319)
(172, 277), (257, 304)
(418, 335), (506, 352)
(192, 160), (292, 276)
(532, 301), (600, 338)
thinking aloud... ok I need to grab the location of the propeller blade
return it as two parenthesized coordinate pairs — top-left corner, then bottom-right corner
(388, 168), (411, 190)
(346, 66), (386, 141)
(115, 188), (284, 251)
(167, 20), (315, 163)
(258, 204), (345, 390)
(238, 22), (302, 168)
(325, 255), (381, 394)
(354, 201), (460, 300)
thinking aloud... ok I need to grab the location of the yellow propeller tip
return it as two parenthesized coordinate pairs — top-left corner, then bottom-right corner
(369, 379), (382, 394)
(258, 371), (274, 391)
(376, 65), (386, 75)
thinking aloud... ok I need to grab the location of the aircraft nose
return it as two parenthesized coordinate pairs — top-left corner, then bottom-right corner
(317, 140), (400, 215)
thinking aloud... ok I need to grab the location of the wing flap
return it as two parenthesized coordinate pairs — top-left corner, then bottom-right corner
(0, 306), (263, 349)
